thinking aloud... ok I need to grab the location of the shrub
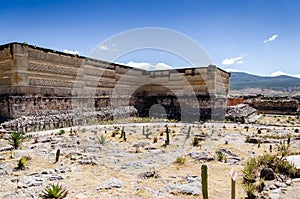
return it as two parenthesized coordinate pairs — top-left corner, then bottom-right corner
(58, 129), (65, 135)
(216, 151), (224, 162)
(6, 132), (26, 149)
(175, 156), (186, 164)
(98, 134), (107, 145)
(243, 158), (257, 183)
(244, 183), (255, 199)
(192, 137), (199, 147)
(40, 183), (68, 199)
(276, 140), (290, 158)
(256, 178), (265, 192)
(79, 128), (86, 133)
(243, 153), (297, 197)
(144, 128), (152, 139)
(276, 159), (296, 177)
(17, 156), (29, 170)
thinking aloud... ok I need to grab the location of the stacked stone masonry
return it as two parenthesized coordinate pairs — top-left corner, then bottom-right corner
(0, 43), (230, 130)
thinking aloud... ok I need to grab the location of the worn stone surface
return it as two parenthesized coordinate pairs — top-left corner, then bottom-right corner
(0, 43), (230, 124)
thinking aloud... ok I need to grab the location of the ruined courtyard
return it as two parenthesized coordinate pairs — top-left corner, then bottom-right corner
(0, 43), (299, 199)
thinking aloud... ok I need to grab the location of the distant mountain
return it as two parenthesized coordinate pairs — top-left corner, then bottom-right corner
(230, 72), (300, 94)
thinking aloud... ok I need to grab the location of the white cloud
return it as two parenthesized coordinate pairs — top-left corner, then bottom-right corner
(263, 34), (278, 44)
(222, 56), (243, 65)
(63, 49), (80, 55)
(270, 71), (300, 78)
(224, 68), (239, 72)
(236, 60), (243, 64)
(99, 44), (118, 51)
(118, 61), (173, 71)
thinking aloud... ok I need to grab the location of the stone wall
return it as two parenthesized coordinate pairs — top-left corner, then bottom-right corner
(245, 97), (299, 115)
(0, 42), (231, 125)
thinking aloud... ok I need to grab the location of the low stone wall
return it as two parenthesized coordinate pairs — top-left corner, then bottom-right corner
(225, 104), (257, 123)
(245, 98), (299, 115)
(1, 106), (137, 133)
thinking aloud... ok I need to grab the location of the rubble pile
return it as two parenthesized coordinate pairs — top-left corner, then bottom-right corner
(1, 106), (137, 132)
(225, 104), (257, 123)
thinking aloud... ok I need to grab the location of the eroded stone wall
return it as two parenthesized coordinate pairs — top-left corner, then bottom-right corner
(0, 42), (231, 125)
(245, 98), (299, 115)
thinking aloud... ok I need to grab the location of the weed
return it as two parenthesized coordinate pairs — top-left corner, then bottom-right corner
(58, 130), (65, 135)
(40, 183), (68, 199)
(144, 128), (152, 139)
(276, 140), (290, 158)
(17, 156), (29, 170)
(216, 151), (224, 162)
(175, 156), (186, 164)
(256, 178), (265, 192)
(244, 183), (255, 199)
(6, 132), (26, 149)
(192, 137), (200, 147)
(98, 134), (107, 145)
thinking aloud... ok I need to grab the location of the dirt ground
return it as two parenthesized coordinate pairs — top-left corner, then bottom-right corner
(0, 118), (299, 198)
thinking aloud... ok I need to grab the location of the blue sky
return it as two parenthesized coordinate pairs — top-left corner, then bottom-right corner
(1, 0), (300, 77)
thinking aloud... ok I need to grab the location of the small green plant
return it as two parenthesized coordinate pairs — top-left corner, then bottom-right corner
(244, 183), (255, 199)
(276, 140), (290, 159)
(256, 178), (265, 192)
(98, 134), (107, 145)
(144, 128), (152, 139)
(58, 129), (65, 135)
(40, 183), (68, 199)
(6, 132), (26, 149)
(216, 151), (224, 161)
(243, 158), (257, 183)
(192, 137), (199, 147)
(175, 156), (186, 164)
(17, 156), (28, 170)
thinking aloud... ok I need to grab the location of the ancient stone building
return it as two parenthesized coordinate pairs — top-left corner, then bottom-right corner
(0, 42), (230, 128)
